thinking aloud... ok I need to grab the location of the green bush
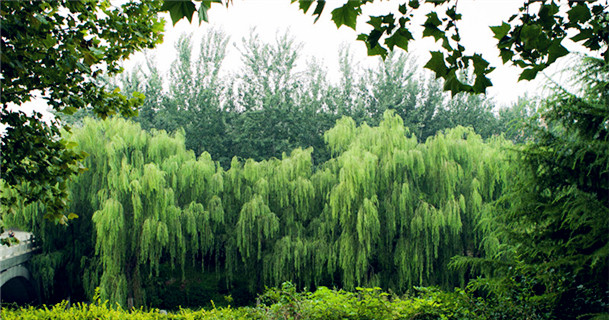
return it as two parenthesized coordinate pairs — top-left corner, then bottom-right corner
(252, 282), (485, 320)
(1, 288), (251, 320)
(12, 283), (599, 320)
(2, 284), (483, 320)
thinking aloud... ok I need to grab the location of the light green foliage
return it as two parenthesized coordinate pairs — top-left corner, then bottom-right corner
(319, 111), (512, 290)
(8, 111), (511, 306)
(80, 120), (225, 305)
(6, 118), (225, 306)
(1, 288), (252, 320)
(237, 195), (279, 261)
(1, 283), (493, 320)
(254, 282), (488, 320)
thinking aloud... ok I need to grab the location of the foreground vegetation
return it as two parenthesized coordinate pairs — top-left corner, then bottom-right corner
(0, 282), (560, 320)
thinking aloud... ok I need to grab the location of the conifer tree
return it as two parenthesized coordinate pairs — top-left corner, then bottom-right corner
(496, 57), (608, 318)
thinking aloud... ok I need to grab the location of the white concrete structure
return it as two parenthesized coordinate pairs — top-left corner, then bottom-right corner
(0, 230), (41, 303)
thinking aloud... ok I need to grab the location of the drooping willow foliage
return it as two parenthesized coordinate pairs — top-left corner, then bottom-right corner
(4, 111), (513, 307)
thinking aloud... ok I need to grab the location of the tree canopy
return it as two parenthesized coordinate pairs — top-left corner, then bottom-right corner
(163, 0), (608, 95)
(5, 112), (513, 307)
(1, 0), (164, 223)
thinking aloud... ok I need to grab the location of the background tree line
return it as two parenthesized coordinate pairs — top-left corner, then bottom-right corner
(62, 29), (535, 168)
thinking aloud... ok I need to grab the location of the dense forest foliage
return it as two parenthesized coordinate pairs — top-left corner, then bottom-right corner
(5, 109), (512, 306)
(2, 19), (607, 320)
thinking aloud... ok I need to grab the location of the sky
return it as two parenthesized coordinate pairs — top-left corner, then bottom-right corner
(126, 0), (553, 107)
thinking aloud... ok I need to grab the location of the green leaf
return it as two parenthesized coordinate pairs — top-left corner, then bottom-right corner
(518, 67), (539, 81)
(358, 33), (388, 58)
(422, 13), (445, 42)
(161, 0), (196, 26)
(90, 47), (105, 59)
(424, 51), (448, 77)
(34, 13), (49, 25)
(490, 22), (510, 40)
(198, 4), (209, 23)
(83, 52), (97, 66)
(311, 0), (326, 22)
(63, 106), (77, 115)
(424, 12), (441, 27)
(472, 73), (493, 94)
(367, 15), (383, 29)
(297, 0), (313, 13)
(514, 59), (528, 68)
(547, 40), (568, 64)
(520, 24), (542, 48)
(443, 71), (464, 96)
(367, 44), (387, 58)
(398, 4), (407, 14)
(446, 6), (461, 20)
(331, 3), (360, 30)
(538, 3), (559, 28)
(65, 141), (78, 149)
(422, 26), (445, 42)
(441, 38), (452, 51)
(42, 34), (57, 48)
(385, 28), (413, 51)
(570, 28), (593, 43)
(67, 213), (79, 220)
(367, 29), (383, 48)
(471, 54), (491, 74)
(498, 48), (514, 64)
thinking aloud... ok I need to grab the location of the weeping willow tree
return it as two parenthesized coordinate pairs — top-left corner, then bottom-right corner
(84, 119), (227, 306)
(4, 118), (225, 307)
(221, 111), (512, 292)
(219, 147), (319, 290)
(315, 111), (512, 290)
(5, 111), (513, 306)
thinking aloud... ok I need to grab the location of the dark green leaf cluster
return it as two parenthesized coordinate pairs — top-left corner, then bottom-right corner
(493, 1), (608, 81)
(454, 57), (609, 319)
(0, 112), (86, 224)
(1, 0), (164, 223)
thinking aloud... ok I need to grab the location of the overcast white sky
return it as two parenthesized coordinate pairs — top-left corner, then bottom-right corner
(126, 0), (554, 107)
